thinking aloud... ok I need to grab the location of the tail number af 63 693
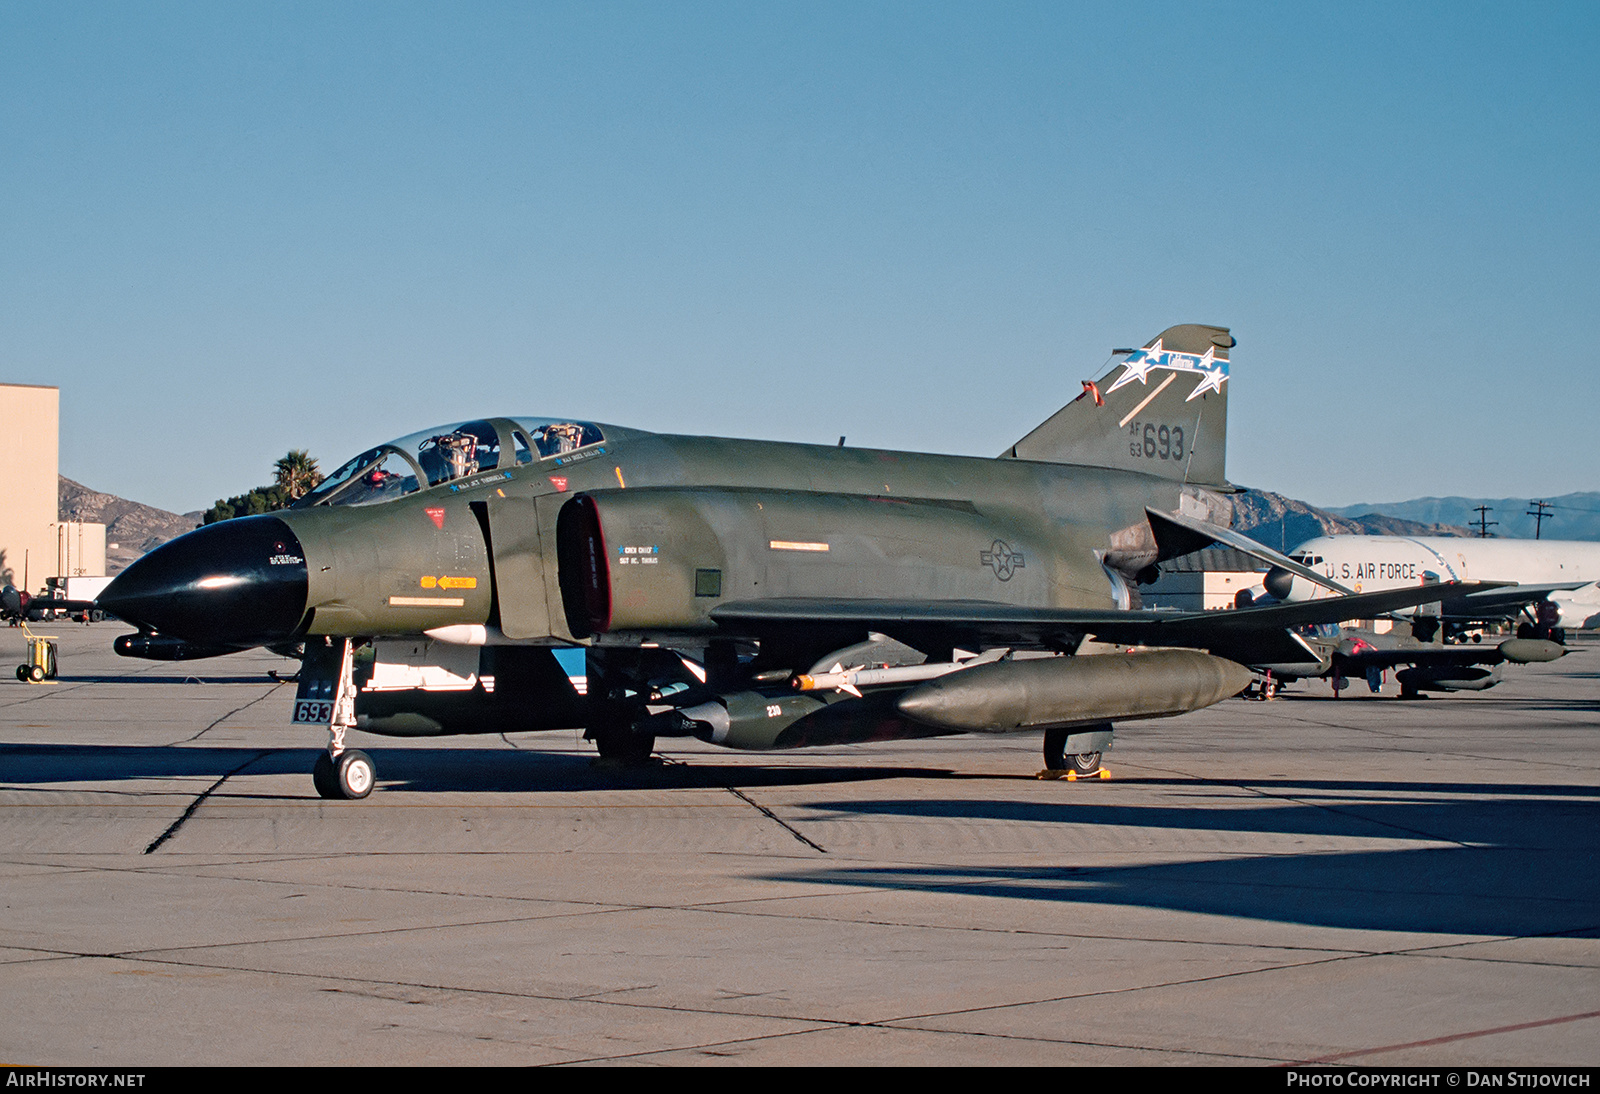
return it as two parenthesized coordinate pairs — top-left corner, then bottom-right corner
(293, 700), (334, 724)
(1128, 422), (1184, 461)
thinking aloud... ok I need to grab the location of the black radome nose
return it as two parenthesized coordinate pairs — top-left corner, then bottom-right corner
(99, 516), (309, 647)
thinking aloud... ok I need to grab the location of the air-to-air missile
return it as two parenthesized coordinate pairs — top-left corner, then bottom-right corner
(794, 647), (1010, 696)
(96, 323), (1483, 799)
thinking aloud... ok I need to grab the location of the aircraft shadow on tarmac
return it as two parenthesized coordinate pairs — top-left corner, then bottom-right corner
(1278, 692), (1600, 714)
(0, 743), (949, 794)
(773, 790), (1600, 938)
(52, 674), (291, 685)
(5, 742), (1595, 936)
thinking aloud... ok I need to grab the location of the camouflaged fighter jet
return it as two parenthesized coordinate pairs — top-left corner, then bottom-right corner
(96, 324), (1479, 799)
(1242, 616), (1568, 701)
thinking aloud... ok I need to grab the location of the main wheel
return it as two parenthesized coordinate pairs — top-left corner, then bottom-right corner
(591, 725), (657, 764)
(28, 664), (45, 682)
(16, 665), (28, 682)
(586, 688), (656, 764)
(1069, 751), (1103, 776)
(1043, 730), (1105, 776)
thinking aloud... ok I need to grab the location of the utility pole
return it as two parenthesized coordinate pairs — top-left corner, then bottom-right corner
(1472, 505), (1497, 538)
(1526, 499), (1552, 540)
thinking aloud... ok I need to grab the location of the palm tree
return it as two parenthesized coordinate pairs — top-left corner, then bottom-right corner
(274, 450), (323, 501)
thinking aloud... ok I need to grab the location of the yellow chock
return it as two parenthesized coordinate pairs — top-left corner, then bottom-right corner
(1038, 766), (1111, 781)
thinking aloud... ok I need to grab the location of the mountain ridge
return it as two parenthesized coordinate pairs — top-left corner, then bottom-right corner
(1228, 489), (1471, 552)
(58, 476), (203, 575)
(1324, 492), (1600, 541)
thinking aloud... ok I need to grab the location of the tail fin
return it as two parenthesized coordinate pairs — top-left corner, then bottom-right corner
(1004, 323), (1234, 487)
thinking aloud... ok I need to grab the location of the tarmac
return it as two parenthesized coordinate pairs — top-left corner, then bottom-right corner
(0, 622), (1595, 1066)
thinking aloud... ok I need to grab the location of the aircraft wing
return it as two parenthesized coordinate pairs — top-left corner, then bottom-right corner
(1445, 581), (1592, 619)
(1144, 507), (1353, 594)
(711, 582), (1489, 666)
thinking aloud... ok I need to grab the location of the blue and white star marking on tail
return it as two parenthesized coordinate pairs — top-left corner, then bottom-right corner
(1104, 339), (1229, 402)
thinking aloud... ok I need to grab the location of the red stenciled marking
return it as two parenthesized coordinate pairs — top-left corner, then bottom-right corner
(549, 476), (568, 492)
(425, 507), (445, 529)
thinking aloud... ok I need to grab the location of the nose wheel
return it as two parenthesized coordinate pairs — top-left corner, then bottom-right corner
(313, 748), (376, 800)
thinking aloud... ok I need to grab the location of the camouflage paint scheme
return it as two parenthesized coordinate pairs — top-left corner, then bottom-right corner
(98, 324), (1481, 794)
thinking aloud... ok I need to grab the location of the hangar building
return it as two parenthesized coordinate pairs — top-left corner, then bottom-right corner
(1, 383), (106, 594)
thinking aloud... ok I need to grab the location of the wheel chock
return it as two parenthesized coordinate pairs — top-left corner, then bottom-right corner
(1037, 766), (1111, 781)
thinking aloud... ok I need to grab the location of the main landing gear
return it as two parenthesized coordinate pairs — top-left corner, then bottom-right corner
(583, 648), (691, 766)
(1039, 724), (1112, 781)
(588, 697), (657, 765)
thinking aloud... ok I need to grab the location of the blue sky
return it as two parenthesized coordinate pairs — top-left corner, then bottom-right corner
(3, 2), (1596, 514)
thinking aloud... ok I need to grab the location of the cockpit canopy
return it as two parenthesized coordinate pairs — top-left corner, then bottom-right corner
(299, 418), (605, 508)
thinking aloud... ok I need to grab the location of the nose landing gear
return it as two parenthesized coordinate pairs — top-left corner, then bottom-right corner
(296, 637), (378, 800)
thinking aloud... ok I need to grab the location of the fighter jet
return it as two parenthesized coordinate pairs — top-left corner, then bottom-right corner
(1, 585), (97, 625)
(1244, 615), (1567, 700)
(96, 324), (1478, 799)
